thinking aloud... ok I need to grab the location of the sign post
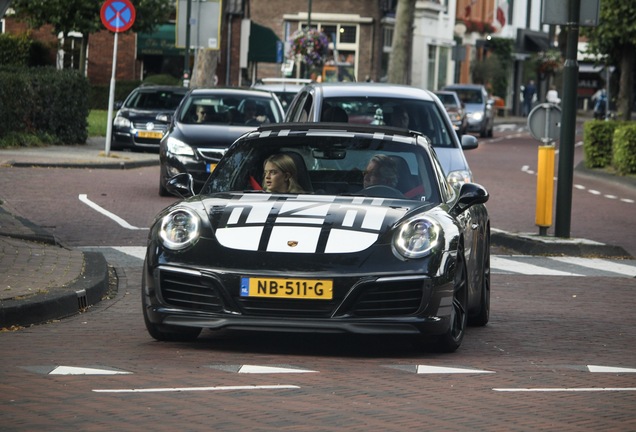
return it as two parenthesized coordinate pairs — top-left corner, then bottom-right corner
(528, 103), (562, 235)
(101, 0), (136, 157)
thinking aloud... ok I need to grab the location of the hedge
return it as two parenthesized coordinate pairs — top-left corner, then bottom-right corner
(0, 66), (89, 145)
(612, 124), (636, 175)
(583, 120), (621, 168)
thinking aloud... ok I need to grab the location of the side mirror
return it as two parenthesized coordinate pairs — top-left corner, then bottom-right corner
(115, 101), (123, 110)
(461, 134), (478, 150)
(450, 182), (489, 216)
(166, 173), (195, 198)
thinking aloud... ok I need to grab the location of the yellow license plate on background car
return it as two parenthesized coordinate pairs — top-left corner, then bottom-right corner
(240, 277), (333, 300)
(137, 131), (163, 139)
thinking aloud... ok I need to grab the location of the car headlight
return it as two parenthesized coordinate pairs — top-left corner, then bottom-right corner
(449, 113), (461, 122)
(166, 136), (195, 156)
(469, 111), (484, 121)
(447, 169), (473, 187)
(113, 116), (131, 128)
(393, 216), (441, 259)
(159, 208), (200, 250)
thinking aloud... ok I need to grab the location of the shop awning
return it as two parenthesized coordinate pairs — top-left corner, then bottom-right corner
(137, 24), (182, 57)
(516, 29), (550, 53)
(248, 21), (283, 63)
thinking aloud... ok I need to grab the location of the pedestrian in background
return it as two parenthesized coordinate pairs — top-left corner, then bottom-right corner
(546, 86), (561, 105)
(522, 79), (536, 116)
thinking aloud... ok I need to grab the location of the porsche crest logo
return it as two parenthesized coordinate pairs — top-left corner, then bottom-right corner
(287, 240), (299, 247)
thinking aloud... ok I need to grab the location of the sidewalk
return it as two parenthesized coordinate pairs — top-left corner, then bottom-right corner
(0, 129), (633, 329)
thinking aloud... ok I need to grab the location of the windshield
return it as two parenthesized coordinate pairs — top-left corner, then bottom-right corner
(452, 89), (484, 104)
(124, 89), (185, 110)
(178, 94), (283, 125)
(321, 97), (455, 148)
(202, 133), (442, 203)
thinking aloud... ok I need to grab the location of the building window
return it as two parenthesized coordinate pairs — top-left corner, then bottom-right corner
(438, 46), (449, 89)
(427, 45), (437, 90)
(290, 21), (359, 81)
(383, 26), (393, 51)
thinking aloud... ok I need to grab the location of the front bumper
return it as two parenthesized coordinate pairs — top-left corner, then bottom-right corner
(142, 263), (455, 337)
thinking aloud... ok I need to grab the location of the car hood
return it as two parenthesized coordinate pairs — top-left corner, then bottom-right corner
(118, 107), (175, 121)
(173, 123), (256, 147)
(461, 102), (485, 114)
(433, 147), (469, 174)
(200, 194), (431, 254)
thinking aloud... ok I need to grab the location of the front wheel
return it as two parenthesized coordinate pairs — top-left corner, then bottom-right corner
(469, 231), (490, 326)
(434, 247), (468, 352)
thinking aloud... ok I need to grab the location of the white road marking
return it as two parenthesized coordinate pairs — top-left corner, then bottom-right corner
(79, 194), (148, 230)
(50, 366), (131, 375)
(93, 385), (300, 393)
(113, 246), (147, 260)
(491, 256), (583, 276)
(493, 387), (636, 392)
(416, 365), (494, 374)
(588, 365), (636, 373)
(238, 365), (317, 374)
(550, 257), (636, 277)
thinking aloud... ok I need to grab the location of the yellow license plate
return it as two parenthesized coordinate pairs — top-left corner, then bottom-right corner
(137, 131), (163, 139)
(240, 277), (333, 300)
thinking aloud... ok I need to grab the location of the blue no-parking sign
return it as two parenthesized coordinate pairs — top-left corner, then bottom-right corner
(101, 0), (136, 33)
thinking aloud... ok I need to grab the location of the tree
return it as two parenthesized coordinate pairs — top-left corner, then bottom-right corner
(11, 0), (173, 76)
(387, 0), (416, 85)
(581, 0), (636, 121)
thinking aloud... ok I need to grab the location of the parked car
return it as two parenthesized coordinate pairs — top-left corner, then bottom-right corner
(285, 82), (478, 187)
(251, 78), (313, 112)
(143, 123), (491, 352)
(111, 85), (188, 151)
(434, 90), (468, 137)
(442, 84), (495, 138)
(159, 87), (285, 196)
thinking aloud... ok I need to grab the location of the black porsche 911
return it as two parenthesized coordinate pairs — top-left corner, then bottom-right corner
(142, 123), (491, 352)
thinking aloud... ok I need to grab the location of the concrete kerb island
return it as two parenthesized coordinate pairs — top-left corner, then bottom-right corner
(0, 251), (110, 328)
(491, 229), (632, 258)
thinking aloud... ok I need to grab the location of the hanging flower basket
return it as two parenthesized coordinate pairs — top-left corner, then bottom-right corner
(287, 28), (330, 66)
(535, 49), (563, 75)
(459, 20), (496, 35)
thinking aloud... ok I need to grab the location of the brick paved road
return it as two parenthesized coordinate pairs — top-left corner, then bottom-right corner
(1, 266), (635, 431)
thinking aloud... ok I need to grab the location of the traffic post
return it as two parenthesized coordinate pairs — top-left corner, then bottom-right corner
(528, 103), (562, 236)
(101, 0), (136, 157)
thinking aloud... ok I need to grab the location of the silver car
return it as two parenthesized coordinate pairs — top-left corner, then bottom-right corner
(285, 82), (478, 186)
(442, 84), (495, 138)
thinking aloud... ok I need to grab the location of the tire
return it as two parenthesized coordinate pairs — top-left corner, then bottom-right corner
(469, 231), (490, 327)
(434, 246), (468, 352)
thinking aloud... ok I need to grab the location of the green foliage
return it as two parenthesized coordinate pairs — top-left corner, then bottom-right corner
(87, 110), (109, 137)
(11, 0), (174, 36)
(88, 81), (142, 110)
(471, 38), (513, 99)
(0, 33), (31, 66)
(143, 74), (180, 86)
(581, 0), (636, 66)
(583, 120), (620, 168)
(612, 125), (636, 175)
(0, 67), (89, 145)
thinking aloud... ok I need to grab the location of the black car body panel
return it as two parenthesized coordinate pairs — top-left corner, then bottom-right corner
(111, 85), (188, 151)
(144, 123), (490, 351)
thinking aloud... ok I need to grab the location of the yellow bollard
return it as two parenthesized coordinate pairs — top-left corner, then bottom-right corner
(535, 145), (556, 234)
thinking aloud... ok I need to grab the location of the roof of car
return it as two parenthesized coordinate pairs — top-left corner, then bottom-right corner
(302, 82), (437, 101)
(443, 84), (486, 90)
(187, 87), (278, 97)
